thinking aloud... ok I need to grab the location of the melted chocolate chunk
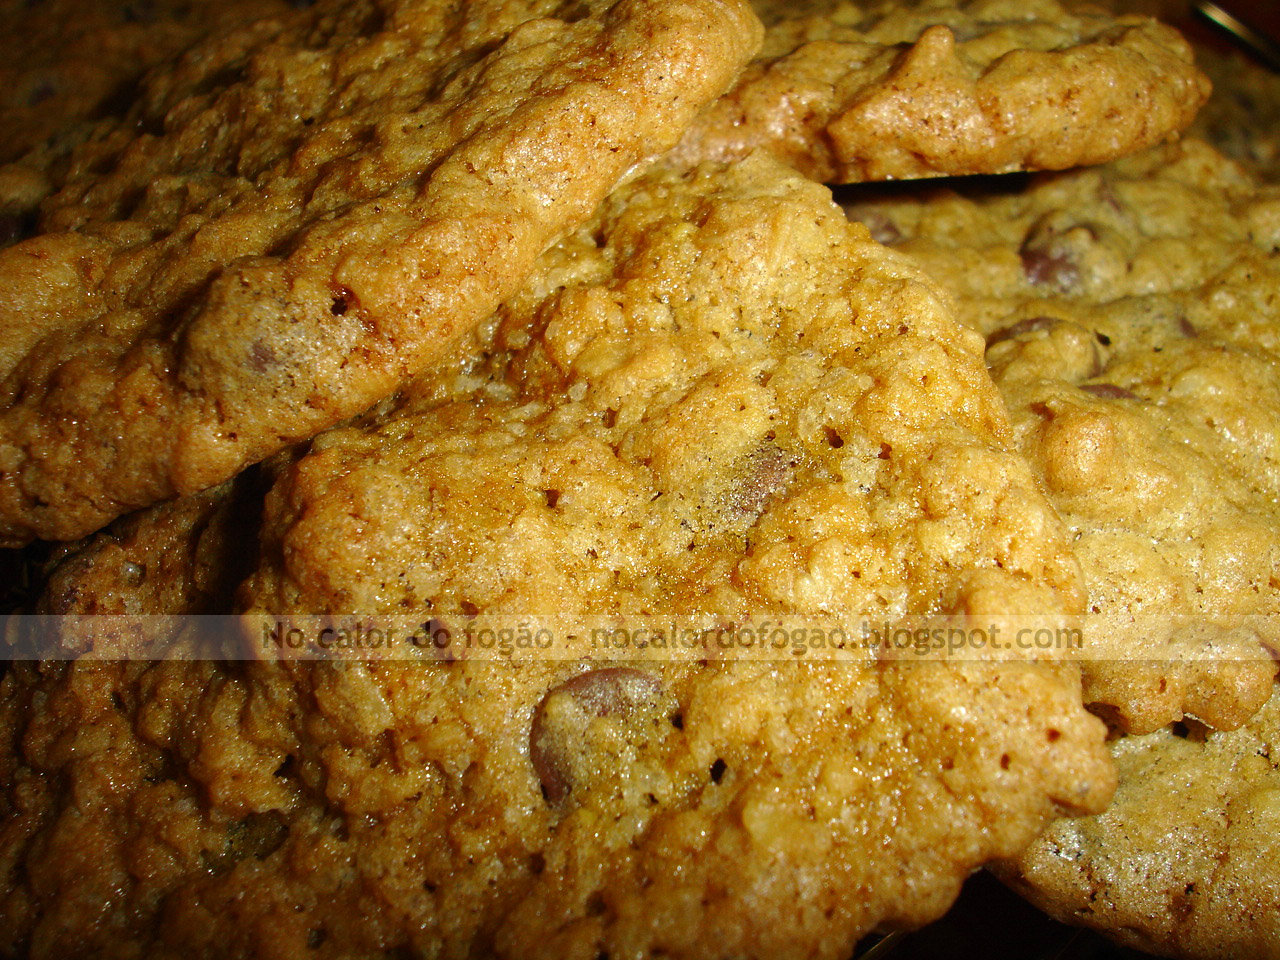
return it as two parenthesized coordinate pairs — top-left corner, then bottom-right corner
(530, 668), (662, 805)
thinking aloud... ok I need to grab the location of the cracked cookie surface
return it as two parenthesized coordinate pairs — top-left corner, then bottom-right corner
(1000, 680), (1280, 959)
(672, 0), (1208, 183)
(0, 0), (760, 545)
(842, 139), (1280, 733)
(243, 153), (1085, 623)
(0, 155), (1114, 960)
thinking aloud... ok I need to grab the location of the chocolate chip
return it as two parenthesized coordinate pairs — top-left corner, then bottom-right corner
(1178, 316), (1197, 337)
(1020, 246), (1080, 293)
(248, 341), (277, 371)
(1080, 383), (1139, 401)
(986, 315), (1062, 347)
(1019, 218), (1097, 294)
(530, 668), (662, 805)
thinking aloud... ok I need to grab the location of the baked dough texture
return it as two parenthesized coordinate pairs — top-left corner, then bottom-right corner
(0, 653), (1111, 960)
(0, 0), (760, 546)
(0, 156), (1114, 959)
(0, 0), (296, 166)
(842, 139), (1280, 733)
(1001, 680), (1280, 959)
(671, 0), (1209, 183)
(244, 154), (1085, 623)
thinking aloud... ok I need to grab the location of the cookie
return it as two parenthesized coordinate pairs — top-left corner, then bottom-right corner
(9, 467), (268, 659)
(0, 654), (1109, 960)
(0, 0), (760, 546)
(0, 0), (300, 261)
(0, 0), (296, 166)
(37, 478), (254, 618)
(244, 152), (1087, 623)
(1000, 680), (1280, 959)
(1190, 47), (1280, 182)
(840, 139), (1280, 733)
(670, 0), (1209, 183)
(0, 155), (1115, 959)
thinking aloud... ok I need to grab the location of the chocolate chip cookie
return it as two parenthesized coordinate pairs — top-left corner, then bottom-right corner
(0, 0), (760, 546)
(673, 0), (1209, 183)
(1001, 680), (1280, 959)
(0, 154), (1114, 959)
(842, 139), (1280, 733)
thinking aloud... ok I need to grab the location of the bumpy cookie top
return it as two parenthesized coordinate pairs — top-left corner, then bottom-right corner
(671, 0), (1210, 183)
(0, 652), (1112, 959)
(0, 0), (760, 545)
(1002, 680), (1280, 959)
(245, 154), (1084, 622)
(0, 0), (294, 165)
(844, 140), (1280, 732)
(0, 155), (1114, 959)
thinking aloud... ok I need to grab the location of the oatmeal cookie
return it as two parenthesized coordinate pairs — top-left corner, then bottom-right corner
(36, 477), (257, 619)
(0, 155), (1114, 959)
(1000, 680), (1280, 959)
(0, 0), (299, 257)
(842, 139), (1280, 733)
(671, 0), (1209, 183)
(0, 654), (1111, 960)
(0, 0), (760, 546)
(244, 153), (1086, 623)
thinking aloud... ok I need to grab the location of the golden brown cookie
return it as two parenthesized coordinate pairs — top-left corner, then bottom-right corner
(671, 0), (1209, 183)
(0, 155), (1114, 959)
(38, 467), (275, 619)
(841, 139), (1280, 733)
(1000, 681), (1280, 959)
(0, 654), (1110, 960)
(244, 153), (1085, 623)
(0, 0), (760, 546)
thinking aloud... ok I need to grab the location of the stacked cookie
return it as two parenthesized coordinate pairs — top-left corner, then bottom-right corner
(0, 1), (1271, 958)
